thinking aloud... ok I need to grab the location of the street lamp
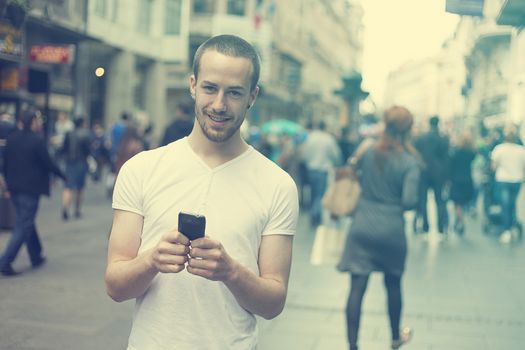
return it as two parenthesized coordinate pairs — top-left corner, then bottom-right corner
(95, 67), (105, 77)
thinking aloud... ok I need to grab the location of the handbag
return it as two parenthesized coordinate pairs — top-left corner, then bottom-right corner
(322, 167), (361, 216)
(322, 139), (375, 217)
(310, 222), (347, 266)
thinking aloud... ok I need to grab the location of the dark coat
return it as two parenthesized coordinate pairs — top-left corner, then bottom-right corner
(415, 129), (450, 183)
(3, 130), (65, 197)
(161, 119), (193, 146)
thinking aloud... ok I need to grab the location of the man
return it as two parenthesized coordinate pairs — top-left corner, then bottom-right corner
(61, 116), (92, 220)
(491, 126), (525, 243)
(414, 116), (450, 237)
(105, 35), (299, 349)
(300, 121), (342, 227)
(0, 109), (66, 276)
(160, 102), (194, 146)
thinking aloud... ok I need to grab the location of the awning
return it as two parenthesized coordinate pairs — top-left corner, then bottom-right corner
(497, 0), (525, 26)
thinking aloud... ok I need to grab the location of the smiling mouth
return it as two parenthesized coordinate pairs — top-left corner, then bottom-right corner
(207, 113), (231, 123)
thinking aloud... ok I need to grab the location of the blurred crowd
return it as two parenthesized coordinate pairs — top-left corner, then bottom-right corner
(245, 114), (525, 245)
(1, 106), (523, 244)
(0, 105), (523, 279)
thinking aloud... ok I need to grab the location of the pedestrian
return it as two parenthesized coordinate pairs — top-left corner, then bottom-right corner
(105, 34), (299, 349)
(413, 115), (450, 237)
(160, 102), (194, 146)
(50, 111), (74, 155)
(61, 116), (92, 220)
(449, 131), (476, 235)
(338, 106), (420, 350)
(0, 109), (66, 276)
(113, 125), (144, 177)
(299, 121), (342, 227)
(105, 112), (131, 197)
(90, 122), (110, 182)
(110, 111), (131, 171)
(490, 126), (525, 243)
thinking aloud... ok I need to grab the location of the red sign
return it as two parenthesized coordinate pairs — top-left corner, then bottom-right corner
(29, 45), (75, 64)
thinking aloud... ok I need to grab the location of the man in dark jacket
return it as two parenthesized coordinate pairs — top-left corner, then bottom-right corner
(414, 116), (450, 237)
(0, 109), (66, 276)
(160, 102), (194, 146)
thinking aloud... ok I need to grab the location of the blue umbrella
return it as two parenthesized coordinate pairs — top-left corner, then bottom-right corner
(260, 119), (304, 135)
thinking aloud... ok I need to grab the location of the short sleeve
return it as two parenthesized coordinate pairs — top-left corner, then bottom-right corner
(262, 175), (299, 236)
(112, 153), (144, 216)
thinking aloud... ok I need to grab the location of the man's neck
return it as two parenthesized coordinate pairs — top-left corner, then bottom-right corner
(187, 129), (249, 168)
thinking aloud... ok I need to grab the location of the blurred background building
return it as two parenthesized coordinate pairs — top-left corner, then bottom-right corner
(383, 0), (525, 139)
(1, 0), (525, 140)
(0, 0), (365, 140)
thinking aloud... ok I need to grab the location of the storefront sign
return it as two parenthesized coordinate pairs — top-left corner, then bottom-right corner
(0, 19), (23, 59)
(29, 45), (75, 64)
(446, 0), (485, 17)
(0, 67), (19, 91)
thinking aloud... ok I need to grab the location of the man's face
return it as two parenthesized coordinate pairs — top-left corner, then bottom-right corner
(189, 50), (258, 143)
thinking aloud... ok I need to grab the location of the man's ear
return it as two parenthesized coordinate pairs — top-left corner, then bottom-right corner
(189, 75), (196, 99)
(248, 85), (259, 109)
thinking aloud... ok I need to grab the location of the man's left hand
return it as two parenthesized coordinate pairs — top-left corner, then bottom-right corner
(187, 237), (237, 282)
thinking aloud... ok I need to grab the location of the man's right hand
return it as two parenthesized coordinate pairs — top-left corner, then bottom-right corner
(150, 230), (191, 273)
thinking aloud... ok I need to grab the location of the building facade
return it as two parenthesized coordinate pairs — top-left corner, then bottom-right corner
(0, 0), (89, 137)
(383, 0), (520, 135)
(497, 0), (525, 139)
(2, 0), (363, 141)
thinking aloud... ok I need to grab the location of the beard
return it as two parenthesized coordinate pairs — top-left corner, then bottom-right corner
(196, 108), (244, 143)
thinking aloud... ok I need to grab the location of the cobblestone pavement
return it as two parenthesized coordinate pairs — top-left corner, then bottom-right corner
(1, 181), (524, 350)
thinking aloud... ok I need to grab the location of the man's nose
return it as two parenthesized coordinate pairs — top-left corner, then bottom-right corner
(211, 91), (227, 112)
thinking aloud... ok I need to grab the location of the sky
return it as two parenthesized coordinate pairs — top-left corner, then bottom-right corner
(360, 0), (460, 106)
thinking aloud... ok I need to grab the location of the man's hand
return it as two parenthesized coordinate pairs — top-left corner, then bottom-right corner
(150, 230), (191, 274)
(186, 237), (237, 281)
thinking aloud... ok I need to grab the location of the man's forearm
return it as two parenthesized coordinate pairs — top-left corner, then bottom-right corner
(105, 249), (158, 302)
(224, 262), (288, 320)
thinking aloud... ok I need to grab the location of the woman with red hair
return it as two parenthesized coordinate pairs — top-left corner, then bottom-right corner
(338, 106), (421, 350)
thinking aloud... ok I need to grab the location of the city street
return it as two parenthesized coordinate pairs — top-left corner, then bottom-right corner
(1, 180), (524, 350)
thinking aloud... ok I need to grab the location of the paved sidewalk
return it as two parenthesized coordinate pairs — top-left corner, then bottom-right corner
(1, 181), (524, 350)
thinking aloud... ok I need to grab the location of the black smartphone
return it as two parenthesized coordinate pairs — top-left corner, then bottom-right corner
(178, 212), (206, 240)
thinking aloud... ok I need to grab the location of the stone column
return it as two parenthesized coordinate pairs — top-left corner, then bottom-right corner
(104, 50), (135, 126)
(145, 60), (167, 140)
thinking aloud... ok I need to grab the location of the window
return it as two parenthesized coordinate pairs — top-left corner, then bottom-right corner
(279, 54), (301, 93)
(193, 0), (214, 14)
(112, 0), (119, 22)
(165, 0), (182, 35)
(134, 63), (149, 110)
(95, 0), (107, 17)
(137, 0), (152, 34)
(227, 0), (246, 16)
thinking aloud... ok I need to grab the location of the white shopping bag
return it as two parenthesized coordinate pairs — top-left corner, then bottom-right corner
(310, 222), (347, 266)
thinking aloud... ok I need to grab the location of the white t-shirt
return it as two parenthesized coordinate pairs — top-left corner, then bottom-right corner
(113, 138), (299, 350)
(491, 142), (525, 182)
(300, 130), (342, 171)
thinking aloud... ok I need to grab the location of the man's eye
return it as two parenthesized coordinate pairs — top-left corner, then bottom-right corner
(203, 86), (216, 92)
(228, 91), (242, 97)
